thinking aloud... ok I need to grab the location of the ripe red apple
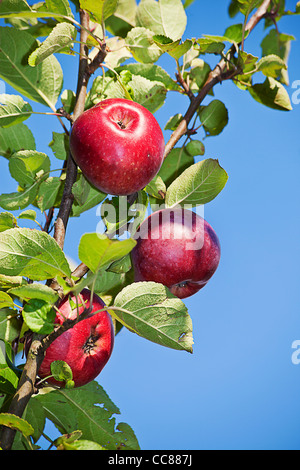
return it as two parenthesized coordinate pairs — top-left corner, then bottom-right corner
(69, 98), (165, 196)
(38, 289), (114, 388)
(131, 208), (221, 299)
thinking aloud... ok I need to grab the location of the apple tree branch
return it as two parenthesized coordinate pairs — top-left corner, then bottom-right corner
(0, 0), (272, 451)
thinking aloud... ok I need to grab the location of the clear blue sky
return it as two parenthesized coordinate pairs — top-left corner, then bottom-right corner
(1, 0), (300, 450)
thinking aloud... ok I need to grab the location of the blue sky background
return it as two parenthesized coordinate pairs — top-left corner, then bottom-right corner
(1, 0), (300, 450)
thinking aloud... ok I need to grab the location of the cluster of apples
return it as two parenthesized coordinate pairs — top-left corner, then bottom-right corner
(39, 99), (220, 388)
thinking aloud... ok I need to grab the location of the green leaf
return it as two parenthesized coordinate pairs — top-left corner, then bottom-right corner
(45, 0), (74, 20)
(0, 340), (20, 394)
(164, 113), (183, 131)
(23, 397), (45, 444)
(60, 89), (76, 114)
(249, 77), (292, 111)
(54, 430), (104, 450)
(107, 254), (132, 274)
(51, 360), (73, 383)
(129, 75), (167, 112)
(199, 99), (229, 136)
(104, 37), (132, 69)
(145, 175), (166, 199)
(183, 0), (195, 6)
(113, 281), (193, 352)
(55, 430), (82, 447)
(22, 298), (56, 334)
(0, 182), (39, 211)
(88, 71), (167, 112)
(0, 228), (71, 280)
(152, 35), (193, 60)
(0, 308), (22, 342)
(182, 46), (200, 70)
(0, 94), (32, 128)
(126, 27), (162, 63)
(0, 292), (14, 309)
(28, 22), (76, 66)
(100, 195), (133, 239)
(201, 28), (247, 49)
(72, 173), (91, 206)
(0, 122), (35, 159)
(8, 150), (50, 186)
(196, 38), (225, 55)
(105, 0), (137, 38)
(0, 212), (17, 232)
(18, 209), (37, 221)
(0, 0), (68, 20)
(78, 234), (136, 273)
(118, 63), (180, 91)
(34, 380), (140, 450)
(5, 16), (57, 41)
(9, 283), (59, 303)
(103, 192), (148, 240)
(236, 0), (263, 15)
(185, 140), (205, 157)
(87, 75), (127, 106)
(165, 158), (228, 207)
(71, 185), (106, 217)
(57, 438), (105, 450)
(136, 0), (187, 41)
(168, 39), (193, 60)
(228, 0), (240, 17)
(256, 54), (287, 78)
(261, 29), (294, 85)
(0, 413), (34, 437)
(0, 27), (63, 107)
(157, 146), (194, 188)
(223, 23), (249, 44)
(79, 0), (118, 23)
(0, 0), (32, 15)
(37, 177), (63, 212)
(89, 269), (126, 296)
(0, 274), (25, 289)
(152, 34), (181, 53)
(235, 50), (258, 89)
(188, 58), (211, 91)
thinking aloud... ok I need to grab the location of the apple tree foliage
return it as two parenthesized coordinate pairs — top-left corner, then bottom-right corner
(0, 0), (297, 450)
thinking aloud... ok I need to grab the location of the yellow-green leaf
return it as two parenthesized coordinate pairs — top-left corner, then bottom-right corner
(0, 413), (34, 437)
(78, 234), (136, 273)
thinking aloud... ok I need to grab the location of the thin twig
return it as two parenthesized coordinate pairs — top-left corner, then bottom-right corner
(175, 59), (195, 102)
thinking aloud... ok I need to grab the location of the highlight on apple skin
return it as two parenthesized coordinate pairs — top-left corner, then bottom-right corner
(38, 289), (114, 388)
(131, 208), (221, 299)
(69, 98), (165, 196)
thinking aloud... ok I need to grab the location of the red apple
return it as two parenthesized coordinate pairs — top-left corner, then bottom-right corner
(131, 208), (221, 299)
(38, 289), (114, 388)
(69, 98), (165, 196)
